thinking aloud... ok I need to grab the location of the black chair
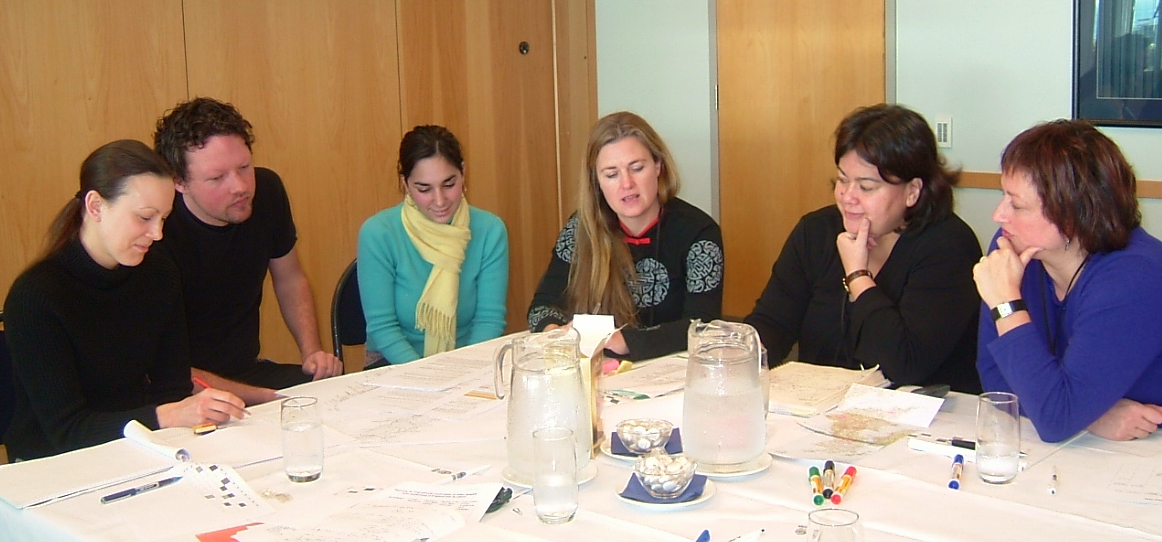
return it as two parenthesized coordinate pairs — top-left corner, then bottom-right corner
(0, 311), (14, 443)
(330, 260), (366, 363)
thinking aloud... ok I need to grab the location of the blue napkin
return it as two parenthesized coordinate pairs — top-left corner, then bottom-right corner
(611, 428), (683, 456)
(619, 472), (707, 503)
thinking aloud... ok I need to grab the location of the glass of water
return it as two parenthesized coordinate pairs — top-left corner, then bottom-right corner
(807, 508), (863, 542)
(532, 426), (578, 524)
(976, 391), (1020, 484)
(281, 396), (324, 482)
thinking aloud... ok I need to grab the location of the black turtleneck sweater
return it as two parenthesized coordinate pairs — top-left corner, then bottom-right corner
(3, 239), (192, 460)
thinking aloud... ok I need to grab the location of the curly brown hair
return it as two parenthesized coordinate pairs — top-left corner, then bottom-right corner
(153, 97), (254, 179)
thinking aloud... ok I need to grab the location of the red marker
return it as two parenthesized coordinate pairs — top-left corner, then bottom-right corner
(830, 466), (857, 504)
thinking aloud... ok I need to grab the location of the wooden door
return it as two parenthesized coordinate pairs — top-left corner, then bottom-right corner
(397, 0), (565, 333)
(0, 0), (186, 303)
(717, 0), (886, 318)
(184, 0), (403, 371)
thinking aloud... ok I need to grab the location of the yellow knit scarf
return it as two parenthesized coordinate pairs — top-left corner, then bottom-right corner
(400, 194), (472, 357)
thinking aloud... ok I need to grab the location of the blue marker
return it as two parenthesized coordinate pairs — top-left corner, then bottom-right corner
(948, 454), (964, 490)
(695, 529), (711, 542)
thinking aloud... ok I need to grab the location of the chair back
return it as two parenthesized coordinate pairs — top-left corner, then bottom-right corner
(0, 312), (14, 442)
(330, 260), (366, 361)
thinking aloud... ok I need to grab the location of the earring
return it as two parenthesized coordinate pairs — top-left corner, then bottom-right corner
(1065, 237), (1071, 251)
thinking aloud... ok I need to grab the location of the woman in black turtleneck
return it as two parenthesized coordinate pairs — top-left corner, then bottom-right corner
(3, 140), (245, 461)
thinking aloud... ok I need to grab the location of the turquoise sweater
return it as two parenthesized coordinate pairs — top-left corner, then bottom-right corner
(357, 203), (509, 364)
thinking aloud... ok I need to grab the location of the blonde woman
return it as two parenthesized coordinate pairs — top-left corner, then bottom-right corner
(528, 112), (724, 360)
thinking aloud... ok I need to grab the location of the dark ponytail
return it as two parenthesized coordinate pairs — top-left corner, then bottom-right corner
(42, 140), (174, 259)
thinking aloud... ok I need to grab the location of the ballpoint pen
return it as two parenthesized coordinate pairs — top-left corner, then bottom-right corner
(100, 476), (182, 504)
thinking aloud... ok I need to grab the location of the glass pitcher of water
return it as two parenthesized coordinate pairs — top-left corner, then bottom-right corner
(494, 329), (593, 486)
(682, 319), (766, 469)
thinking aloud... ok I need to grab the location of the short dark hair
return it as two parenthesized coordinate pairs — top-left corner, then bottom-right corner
(153, 97), (254, 179)
(43, 140), (174, 258)
(398, 125), (464, 182)
(834, 103), (959, 230)
(1001, 119), (1140, 253)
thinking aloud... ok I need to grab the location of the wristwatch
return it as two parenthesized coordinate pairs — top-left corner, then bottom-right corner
(990, 300), (1027, 322)
(842, 269), (872, 294)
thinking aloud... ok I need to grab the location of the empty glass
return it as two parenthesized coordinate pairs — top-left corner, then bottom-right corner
(807, 508), (863, 542)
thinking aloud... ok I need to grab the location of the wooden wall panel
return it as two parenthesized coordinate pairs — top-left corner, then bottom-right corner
(717, 0), (885, 317)
(183, 0), (402, 371)
(398, 0), (562, 333)
(0, 0), (186, 305)
(554, 0), (599, 222)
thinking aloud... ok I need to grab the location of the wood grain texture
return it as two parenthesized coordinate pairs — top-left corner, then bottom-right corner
(0, 0), (186, 306)
(183, 0), (402, 371)
(959, 170), (1162, 199)
(398, 0), (562, 334)
(717, 0), (885, 317)
(553, 0), (598, 225)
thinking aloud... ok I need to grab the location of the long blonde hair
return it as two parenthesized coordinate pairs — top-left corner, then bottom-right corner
(565, 112), (680, 326)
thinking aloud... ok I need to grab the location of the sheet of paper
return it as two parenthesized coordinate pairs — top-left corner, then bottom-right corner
(601, 354), (687, 399)
(115, 463), (274, 541)
(363, 355), (492, 392)
(124, 420), (190, 461)
(573, 313), (616, 357)
(798, 384), (944, 445)
(767, 361), (888, 416)
(234, 448), (452, 531)
(0, 438), (175, 509)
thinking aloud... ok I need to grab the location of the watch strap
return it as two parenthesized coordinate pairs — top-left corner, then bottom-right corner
(990, 299), (1028, 322)
(842, 269), (872, 293)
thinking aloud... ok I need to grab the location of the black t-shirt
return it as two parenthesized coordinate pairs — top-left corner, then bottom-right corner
(154, 167), (297, 378)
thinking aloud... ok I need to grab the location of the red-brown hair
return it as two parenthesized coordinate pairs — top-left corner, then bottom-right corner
(1001, 119), (1140, 253)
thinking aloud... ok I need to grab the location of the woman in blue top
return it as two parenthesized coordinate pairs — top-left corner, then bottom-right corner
(358, 126), (509, 367)
(975, 120), (1162, 442)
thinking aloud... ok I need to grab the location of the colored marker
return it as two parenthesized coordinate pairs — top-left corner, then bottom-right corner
(808, 466), (825, 506)
(695, 529), (711, 542)
(830, 466), (857, 504)
(822, 460), (836, 499)
(948, 454), (964, 490)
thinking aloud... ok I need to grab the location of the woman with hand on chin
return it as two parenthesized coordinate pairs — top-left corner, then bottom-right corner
(3, 140), (246, 460)
(745, 104), (982, 393)
(528, 111), (724, 360)
(975, 120), (1162, 443)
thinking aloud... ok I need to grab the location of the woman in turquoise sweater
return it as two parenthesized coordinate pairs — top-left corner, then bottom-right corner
(358, 126), (509, 367)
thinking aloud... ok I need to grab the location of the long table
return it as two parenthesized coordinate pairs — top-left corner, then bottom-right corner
(2, 336), (1160, 541)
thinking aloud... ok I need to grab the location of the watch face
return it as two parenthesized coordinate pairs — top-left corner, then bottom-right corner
(996, 304), (1014, 318)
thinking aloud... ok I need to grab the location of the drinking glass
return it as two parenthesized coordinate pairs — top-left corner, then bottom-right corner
(759, 346), (770, 419)
(281, 396), (324, 482)
(533, 427), (578, 524)
(807, 508), (863, 542)
(976, 391), (1020, 484)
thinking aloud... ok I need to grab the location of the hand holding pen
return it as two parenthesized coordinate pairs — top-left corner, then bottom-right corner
(156, 376), (247, 429)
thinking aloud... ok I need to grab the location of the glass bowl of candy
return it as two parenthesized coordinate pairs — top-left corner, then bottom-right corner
(616, 418), (674, 454)
(634, 450), (697, 499)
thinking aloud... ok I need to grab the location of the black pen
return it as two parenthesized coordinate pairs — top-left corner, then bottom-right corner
(100, 476), (182, 504)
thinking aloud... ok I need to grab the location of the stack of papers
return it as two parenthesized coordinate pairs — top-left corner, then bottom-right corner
(768, 361), (888, 417)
